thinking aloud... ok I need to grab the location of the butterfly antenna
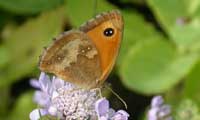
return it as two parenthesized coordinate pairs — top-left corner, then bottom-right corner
(105, 84), (128, 109)
(93, 0), (98, 17)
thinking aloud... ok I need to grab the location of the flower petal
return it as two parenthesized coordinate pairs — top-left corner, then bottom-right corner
(112, 110), (129, 120)
(48, 106), (58, 116)
(95, 98), (109, 118)
(52, 76), (65, 90)
(39, 72), (51, 92)
(29, 79), (40, 89)
(52, 91), (59, 99)
(34, 90), (50, 107)
(108, 108), (116, 117)
(29, 109), (47, 120)
(158, 105), (171, 118)
(151, 96), (163, 108)
(148, 107), (159, 120)
(99, 116), (109, 120)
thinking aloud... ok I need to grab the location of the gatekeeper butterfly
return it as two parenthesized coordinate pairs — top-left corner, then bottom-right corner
(39, 10), (124, 89)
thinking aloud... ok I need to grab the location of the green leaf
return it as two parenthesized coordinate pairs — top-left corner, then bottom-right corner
(0, 87), (10, 117)
(120, 38), (198, 94)
(0, 7), (66, 87)
(0, 0), (64, 15)
(175, 99), (200, 120)
(118, 10), (161, 65)
(8, 91), (36, 120)
(1, 23), (19, 40)
(119, 0), (145, 5)
(147, 0), (184, 32)
(0, 45), (9, 68)
(184, 0), (200, 15)
(147, 0), (200, 50)
(147, 0), (199, 31)
(170, 17), (200, 52)
(183, 60), (200, 105)
(65, 0), (116, 27)
(0, 11), (9, 29)
(39, 115), (58, 120)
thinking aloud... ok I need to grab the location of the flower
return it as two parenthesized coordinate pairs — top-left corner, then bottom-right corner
(95, 98), (129, 120)
(29, 72), (129, 120)
(147, 96), (172, 120)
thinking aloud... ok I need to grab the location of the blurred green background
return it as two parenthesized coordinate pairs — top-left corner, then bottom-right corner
(0, 0), (200, 119)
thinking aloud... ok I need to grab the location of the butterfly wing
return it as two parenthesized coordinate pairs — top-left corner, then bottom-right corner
(39, 30), (102, 88)
(80, 10), (124, 83)
(40, 10), (123, 89)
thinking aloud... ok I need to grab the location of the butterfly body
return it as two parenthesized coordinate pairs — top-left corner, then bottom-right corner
(39, 10), (123, 89)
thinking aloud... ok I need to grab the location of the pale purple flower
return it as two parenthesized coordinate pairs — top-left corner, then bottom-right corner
(29, 109), (48, 120)
(95, 98), (129, 120)
(29, 72), (129, 120)
(148, 96), (172, 120)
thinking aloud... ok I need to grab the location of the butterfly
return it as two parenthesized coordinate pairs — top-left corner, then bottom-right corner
(39, 10), (124, 89)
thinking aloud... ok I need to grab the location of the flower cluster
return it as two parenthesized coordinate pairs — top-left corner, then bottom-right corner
(29, 72), (129, 120)
(148, 96), (172, 120)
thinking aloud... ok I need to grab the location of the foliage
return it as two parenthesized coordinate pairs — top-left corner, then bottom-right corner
(175, 99), (200, 120)
(0, 0), (200, 119)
